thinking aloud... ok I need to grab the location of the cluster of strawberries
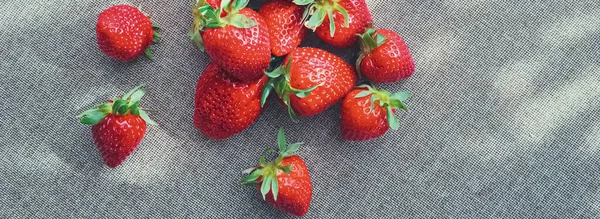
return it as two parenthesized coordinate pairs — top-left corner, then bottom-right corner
(81, 0), (414, 216)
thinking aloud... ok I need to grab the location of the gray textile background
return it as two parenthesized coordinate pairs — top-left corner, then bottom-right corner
(1, 0), (599, 218)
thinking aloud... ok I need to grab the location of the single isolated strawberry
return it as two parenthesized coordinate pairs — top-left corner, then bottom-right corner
(190, 0), (271, 82)
(262, 47), (357, 120)
(341, 84), (409, 141)
(293, 0), (372, 48)
(259, 0), (307, 57)
(96, 5), (161, 61)
(357, 28), (415, 83)
(194, 63), (267, 139)
(77, 85), (156, 168)
(241, 128), (312, 216)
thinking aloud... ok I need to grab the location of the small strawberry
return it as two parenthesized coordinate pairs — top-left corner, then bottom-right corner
(262, 47), (357, 120)
(259, 0), (307, 56)
(190, 0), (271, 82)
(96, 5), (161, 61)
(294, 0), (372, 48)
(341, 85), (409, 141)
(194, 63), (267, 139)
(357, 28), (415, 83)
(241, 128), (312, 216)
(77, 85), (156, 168)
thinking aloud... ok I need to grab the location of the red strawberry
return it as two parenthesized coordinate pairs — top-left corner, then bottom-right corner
(190, 0), (271, 82)
(259, 0), (307, 56)
(77, 85), (156, 168)
(357, 28), (415, 83)
(294, 0), (372, 48)
(341, 85), (409, 141)
(262, 47), (357, 120)
(242, 128), (312, 216)
(96, 5), (160, 61)
(194, 63), (267, 139)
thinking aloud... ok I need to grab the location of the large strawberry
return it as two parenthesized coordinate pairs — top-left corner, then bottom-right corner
(357, 28), (415, 83)
(77, 85), (156, 168)
(341, 85), (409, 141)
(262, 47), (357, 120)
(194, 63), (267, 139)
(190, 0), (271, 82)
(293, 0), (372, 48)
(96, 5), (161, 61)
(259, 0), (307, 57)
(241, 128), (312, 216)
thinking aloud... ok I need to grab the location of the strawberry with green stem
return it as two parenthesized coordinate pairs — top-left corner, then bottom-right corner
(77, 85), (156, 168)
(262, 47), (357, 121)
(190, 0), (271, 82)
(357, 27), (415, 83)
(96, 5), (161, 61)
(241, 128), (312, 216)
(341, 84), (409, 141)
(293, 0), (372, 48)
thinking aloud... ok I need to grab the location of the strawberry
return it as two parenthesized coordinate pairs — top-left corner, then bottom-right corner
(262, 47), (357, 120)
(341, 85), (410, 141)
(96, 5), (160, 61)
(194, 63), (267, 139)
(294, 0), (372, 48)
(357, 28), (415, 83)
(259, 0), (307, 57)
(190, 0), (271, 82)
(242, 128), (312, 216)
(77, 85), (156, 168)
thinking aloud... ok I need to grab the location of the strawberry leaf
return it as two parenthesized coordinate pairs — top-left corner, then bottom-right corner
(261, 81), (273, 107)
(280, 164), (293, 174)
(189, 31), (205, 51)
(139, 110), (156, 125)
(392, 91), (411, 102)
(112, 100), (128, 113)
(130, 101), (140, 116)
(241, 168), (263, 184)
(306, 7), (326, 30)
(144, 48), (153, 60)
(261, 175), (273, 200)
(354, 90), (372, 98)
(123, 84), (144, 99)
(375, 34), (387, 47)
(283, 142), (302, 157)
(79, 110), (107, 125)
(386, 106), (400, 130)
(327, 9), (335, 37)
(293, 0), (314, 5)
(128, 89), (146, 103)
(231, 0), (249, 13)
(271, 177), (279, 201)
(228, 13), (257, 28)
(277, 128), (287, 153)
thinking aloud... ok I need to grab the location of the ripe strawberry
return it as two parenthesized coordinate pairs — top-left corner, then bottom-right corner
(190, 0), (271, 82)
(294, 0), (372, 48)
(259, 0), (307, 56)
(341, 85), (410, 141)
(242, 128), (312, 216)
(357, 28), (415, 83)
(262, 47), (357, 120)
(77, 85), (156, 168)
(96, 5), (160, 61)
(194, 63), (267, 139)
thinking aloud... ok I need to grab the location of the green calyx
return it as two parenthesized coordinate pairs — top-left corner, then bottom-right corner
(76, 84), (157, 126)
(189, 0), (257, 51)
(261, 56), (323, 122)
(241, 128), (302, 201)
(145, 23), (161, 60)
(294, 0), (349, 37)
(355, 84), (409, 130)
(355, 27), (386, 77)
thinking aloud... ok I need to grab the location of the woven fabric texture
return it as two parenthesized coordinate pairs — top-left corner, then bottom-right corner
(1, 0), (600, 218)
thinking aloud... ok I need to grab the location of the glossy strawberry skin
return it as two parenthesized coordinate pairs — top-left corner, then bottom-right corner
(341, 88), (389, 141)
(259, 0), (307, 57)
(257, 155), (312, 217)
(315, 0), (373, 48)
(286, 47), (357, 116)
(361, 29), (415, 83)
(201, 8), (271, 82)
(194, 63), (267, 139)
(91, 114), (147, 168)
(96, 5), (154, 61)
